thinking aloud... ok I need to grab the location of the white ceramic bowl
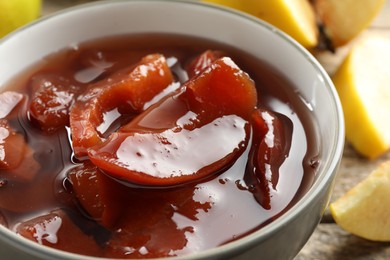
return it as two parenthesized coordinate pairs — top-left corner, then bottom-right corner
(0, 1), (344, 259)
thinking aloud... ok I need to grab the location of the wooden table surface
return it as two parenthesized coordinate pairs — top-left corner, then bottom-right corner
(42, 1), (390, 259)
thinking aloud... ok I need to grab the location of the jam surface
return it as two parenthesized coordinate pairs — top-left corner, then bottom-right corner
(0, 34), (319, 258)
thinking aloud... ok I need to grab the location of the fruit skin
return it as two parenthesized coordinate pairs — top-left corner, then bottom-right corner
(332, 37), (390, 159)
(0, 0), (41, 38)
(314, 0), (386, 47)
(330, 161), (390, 241)
(202, 0), (318, 48)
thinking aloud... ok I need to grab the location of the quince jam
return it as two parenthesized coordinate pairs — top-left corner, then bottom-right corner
(0, 34), (319, 258)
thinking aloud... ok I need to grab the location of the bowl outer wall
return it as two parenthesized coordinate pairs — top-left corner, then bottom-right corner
(0, 0), (344, 259)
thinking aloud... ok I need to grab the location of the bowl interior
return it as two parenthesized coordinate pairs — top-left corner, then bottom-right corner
(0, 1), (344, 259)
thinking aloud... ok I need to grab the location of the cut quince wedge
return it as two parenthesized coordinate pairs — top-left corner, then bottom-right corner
(314, 0), (386, 47)
(202, 0), (318, 48)
(330, 161), (390, 241)
(332, 36), (390, 159)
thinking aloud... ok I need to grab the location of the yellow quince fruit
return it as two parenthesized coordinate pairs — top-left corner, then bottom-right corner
(332, 36), (390, 159)
(202, 0), (319, 49)
(330, 161), (390, 241)
(313, 0), (386, 48)
(0, 0), (42, 38)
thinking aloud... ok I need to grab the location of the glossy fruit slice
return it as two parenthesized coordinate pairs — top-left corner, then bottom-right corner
(0, 119), (25, 170)
(0, 119), (40, 182)
(67, 162), (104, 220)
(105, 204), (188, 258)
(104, 185), (210, 258)
(185, 57), (257, 123)
(67, 161), (162, 228)
(95, 169), (131, 228)
(28, 73), (81, 133)
(89, 115), (249, 186)
(245, 109), (291, 209)
(66, 161), (211, 257)
(70, 54), (173, 158)
(89, 57), (256, 187)
(330, 161), (390, 241)
(186, 50), (223, 79)
(68, 161), (141, 228)
(16, 209), (102, 256)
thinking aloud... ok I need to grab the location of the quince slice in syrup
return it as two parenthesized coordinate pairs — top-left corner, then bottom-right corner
(70, 54), (173, 158)
(88, 57), (257, 186)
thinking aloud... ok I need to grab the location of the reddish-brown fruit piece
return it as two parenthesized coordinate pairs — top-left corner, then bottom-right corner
(28, 73), (81, 133)
(70, 54), (173, 158)
(67, 162), (104, 220)
(245, 109), (292, 209)
(0, 119), (26, 170)
(186, 50), (223, 79)
(185, 57), (257, 123)
(67, 161), (137, 228)
(88, 57), (256, 187)
(7, 145), (40, 183)
(0, 119), (41, 211)
(0, 119), (40, 182)
(67, 160), (211, 257)
(104, 185), (210, 258)
(16, 209), (101, 256)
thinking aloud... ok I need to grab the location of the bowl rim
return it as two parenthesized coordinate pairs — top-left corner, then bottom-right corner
(0, 0), (345, 259)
